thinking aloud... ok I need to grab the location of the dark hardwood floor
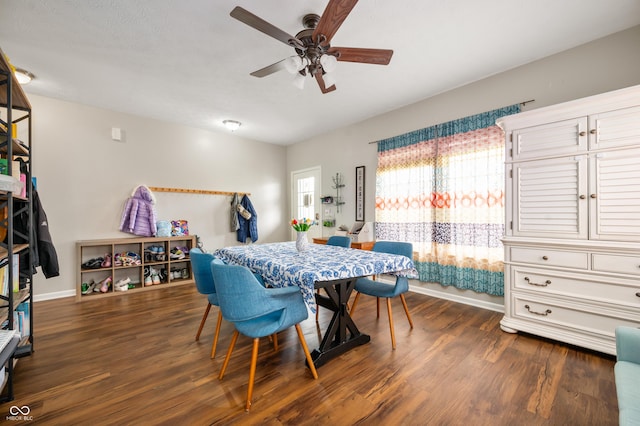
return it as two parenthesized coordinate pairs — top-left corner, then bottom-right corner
(1, 285), (618, 425)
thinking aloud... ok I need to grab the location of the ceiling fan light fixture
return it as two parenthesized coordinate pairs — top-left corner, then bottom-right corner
(293, 73), (306, 90)
(223, 120), (242, 131)
(284, 56), (305, 74)
(323, 72), (337, 88)
(319, 54), (337, 73)
(14, 67), (35, 84)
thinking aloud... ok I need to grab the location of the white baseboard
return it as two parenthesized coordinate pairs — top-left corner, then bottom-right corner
(409, 284), (505, 313)
(34, 289), (76, 302)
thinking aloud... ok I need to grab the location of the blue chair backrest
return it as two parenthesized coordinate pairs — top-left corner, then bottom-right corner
(372, 241), (413, 259)
(190, 249), (223, 295)
(372, 241), (413, 294)
(326, 235), (351, 248)
(211, 263), (277, 323)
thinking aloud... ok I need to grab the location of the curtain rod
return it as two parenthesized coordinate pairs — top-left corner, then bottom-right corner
(367, 99), (535, 144)
(149, 186), (250, 196)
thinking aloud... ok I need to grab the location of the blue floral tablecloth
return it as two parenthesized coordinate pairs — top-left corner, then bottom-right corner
(214, 241), (416, 312)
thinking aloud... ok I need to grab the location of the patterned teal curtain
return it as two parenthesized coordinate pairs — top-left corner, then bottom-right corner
(375, 105), (520, 296)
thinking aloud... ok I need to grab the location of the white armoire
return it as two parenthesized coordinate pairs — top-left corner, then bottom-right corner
(497, 84), (640, 355)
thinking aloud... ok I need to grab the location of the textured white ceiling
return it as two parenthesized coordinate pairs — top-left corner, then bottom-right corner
(2, 0), (640, 145)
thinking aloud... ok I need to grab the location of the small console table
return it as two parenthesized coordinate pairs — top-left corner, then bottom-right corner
(312, 237), (375, 251)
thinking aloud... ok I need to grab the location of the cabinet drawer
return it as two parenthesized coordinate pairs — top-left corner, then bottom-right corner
(592, 253), (640, 276)
(512, 266), (640, 307)
(509, 247), (588, 269)
(511, 294), (639, 336)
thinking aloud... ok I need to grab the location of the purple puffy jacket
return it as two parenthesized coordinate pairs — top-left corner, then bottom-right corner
(119, 185), (157, 237)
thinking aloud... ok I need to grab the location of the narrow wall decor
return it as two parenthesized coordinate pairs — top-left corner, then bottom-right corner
(355, 166), (365, 221)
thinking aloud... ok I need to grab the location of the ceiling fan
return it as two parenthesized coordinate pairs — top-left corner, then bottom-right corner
(230, 0), (393, 94)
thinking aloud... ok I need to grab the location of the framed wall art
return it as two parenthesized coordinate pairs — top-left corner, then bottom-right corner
(355, 166), (365, 221)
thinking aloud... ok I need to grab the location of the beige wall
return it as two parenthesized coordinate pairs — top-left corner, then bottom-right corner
(286, 25), (640, 311)
(31, 95), (287, 299)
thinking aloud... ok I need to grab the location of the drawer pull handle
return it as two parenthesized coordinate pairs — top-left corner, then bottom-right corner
(542, 256), (549, 261)
(579, 131), (586, 136)
(636, 292), (640, 298)
(524, 277), (551, 287)
(525, 305), (552, 316)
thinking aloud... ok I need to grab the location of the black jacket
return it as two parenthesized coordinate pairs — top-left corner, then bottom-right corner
(12, 188), (60, 279)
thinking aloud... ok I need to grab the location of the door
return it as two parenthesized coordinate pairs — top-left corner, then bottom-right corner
(511, 156), (588, 239)
(291, 167), (322, 240)
(589, 148), (640, 241)
(511, 117), (587, 161)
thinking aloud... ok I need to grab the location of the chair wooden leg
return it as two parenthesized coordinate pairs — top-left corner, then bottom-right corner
(399, 294), (414, 329)
(386, 298), (396, 350)
(210, 310), (223, 359)
(272, 333), (279, 352)
(295, 324), (319, 380)
(315, 289), (320, 322)
(195, 303), (211, 341)
(246, 338), (260, 411)
(376, 297), (380, 318)
(350, 292), (361, 314)
(219, 330), (239, 380)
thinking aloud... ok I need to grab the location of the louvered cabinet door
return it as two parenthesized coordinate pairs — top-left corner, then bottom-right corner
(512, 117), (587, 161)
(589, 105), (640, 151)
(512, 156), (588, 239)
(589, 148), (640, 241)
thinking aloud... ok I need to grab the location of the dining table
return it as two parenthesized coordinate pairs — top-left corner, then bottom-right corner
(214, 241), (416, 367)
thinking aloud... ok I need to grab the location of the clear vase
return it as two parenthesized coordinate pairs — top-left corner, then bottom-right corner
(295, 231), (309, 252)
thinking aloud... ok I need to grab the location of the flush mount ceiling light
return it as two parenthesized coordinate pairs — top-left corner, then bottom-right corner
(14, 68), (35, 85)
(223, 120), (242, 131)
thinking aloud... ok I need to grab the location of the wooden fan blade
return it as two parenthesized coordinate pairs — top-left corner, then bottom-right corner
(313, 0), (359, 46)
(315, 73), (337, 94)
(250, 59), (287, 77)
(328, 47), (393, 65)
(230, 6), (302, 48)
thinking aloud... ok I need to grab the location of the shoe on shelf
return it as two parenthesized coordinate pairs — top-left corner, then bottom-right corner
(82, 257), (104, 269)
(115, 283), (128, 292)
(158, 268), (167, 282)
(152, 273), (160, 285)
(114, 277), (131, 290)
(181, 268), (189, 279)
(98, 276), (112, 293)
(81, 279), (96, 295)
(144, 275), (153, 286)
(170, 248), (185, 260)
(101, 254), (112, 268)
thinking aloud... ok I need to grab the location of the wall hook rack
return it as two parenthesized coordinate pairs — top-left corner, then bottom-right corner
(149, 186), (250, 197)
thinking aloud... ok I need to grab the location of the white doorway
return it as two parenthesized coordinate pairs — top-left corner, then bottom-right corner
(291, 166), (322, 240)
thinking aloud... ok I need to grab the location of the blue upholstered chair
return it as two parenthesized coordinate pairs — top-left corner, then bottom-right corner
(316, 235), (352, 321)
(615, 326), (640, 425)
(211, 263), (318, 411)
(349, 241), (414, 350)
(190, 248), (225, 358)
(326, 235), (351, 248)
(191, 248), (266, 358)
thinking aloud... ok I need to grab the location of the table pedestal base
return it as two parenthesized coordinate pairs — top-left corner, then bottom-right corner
(311, 277), (370, 368)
